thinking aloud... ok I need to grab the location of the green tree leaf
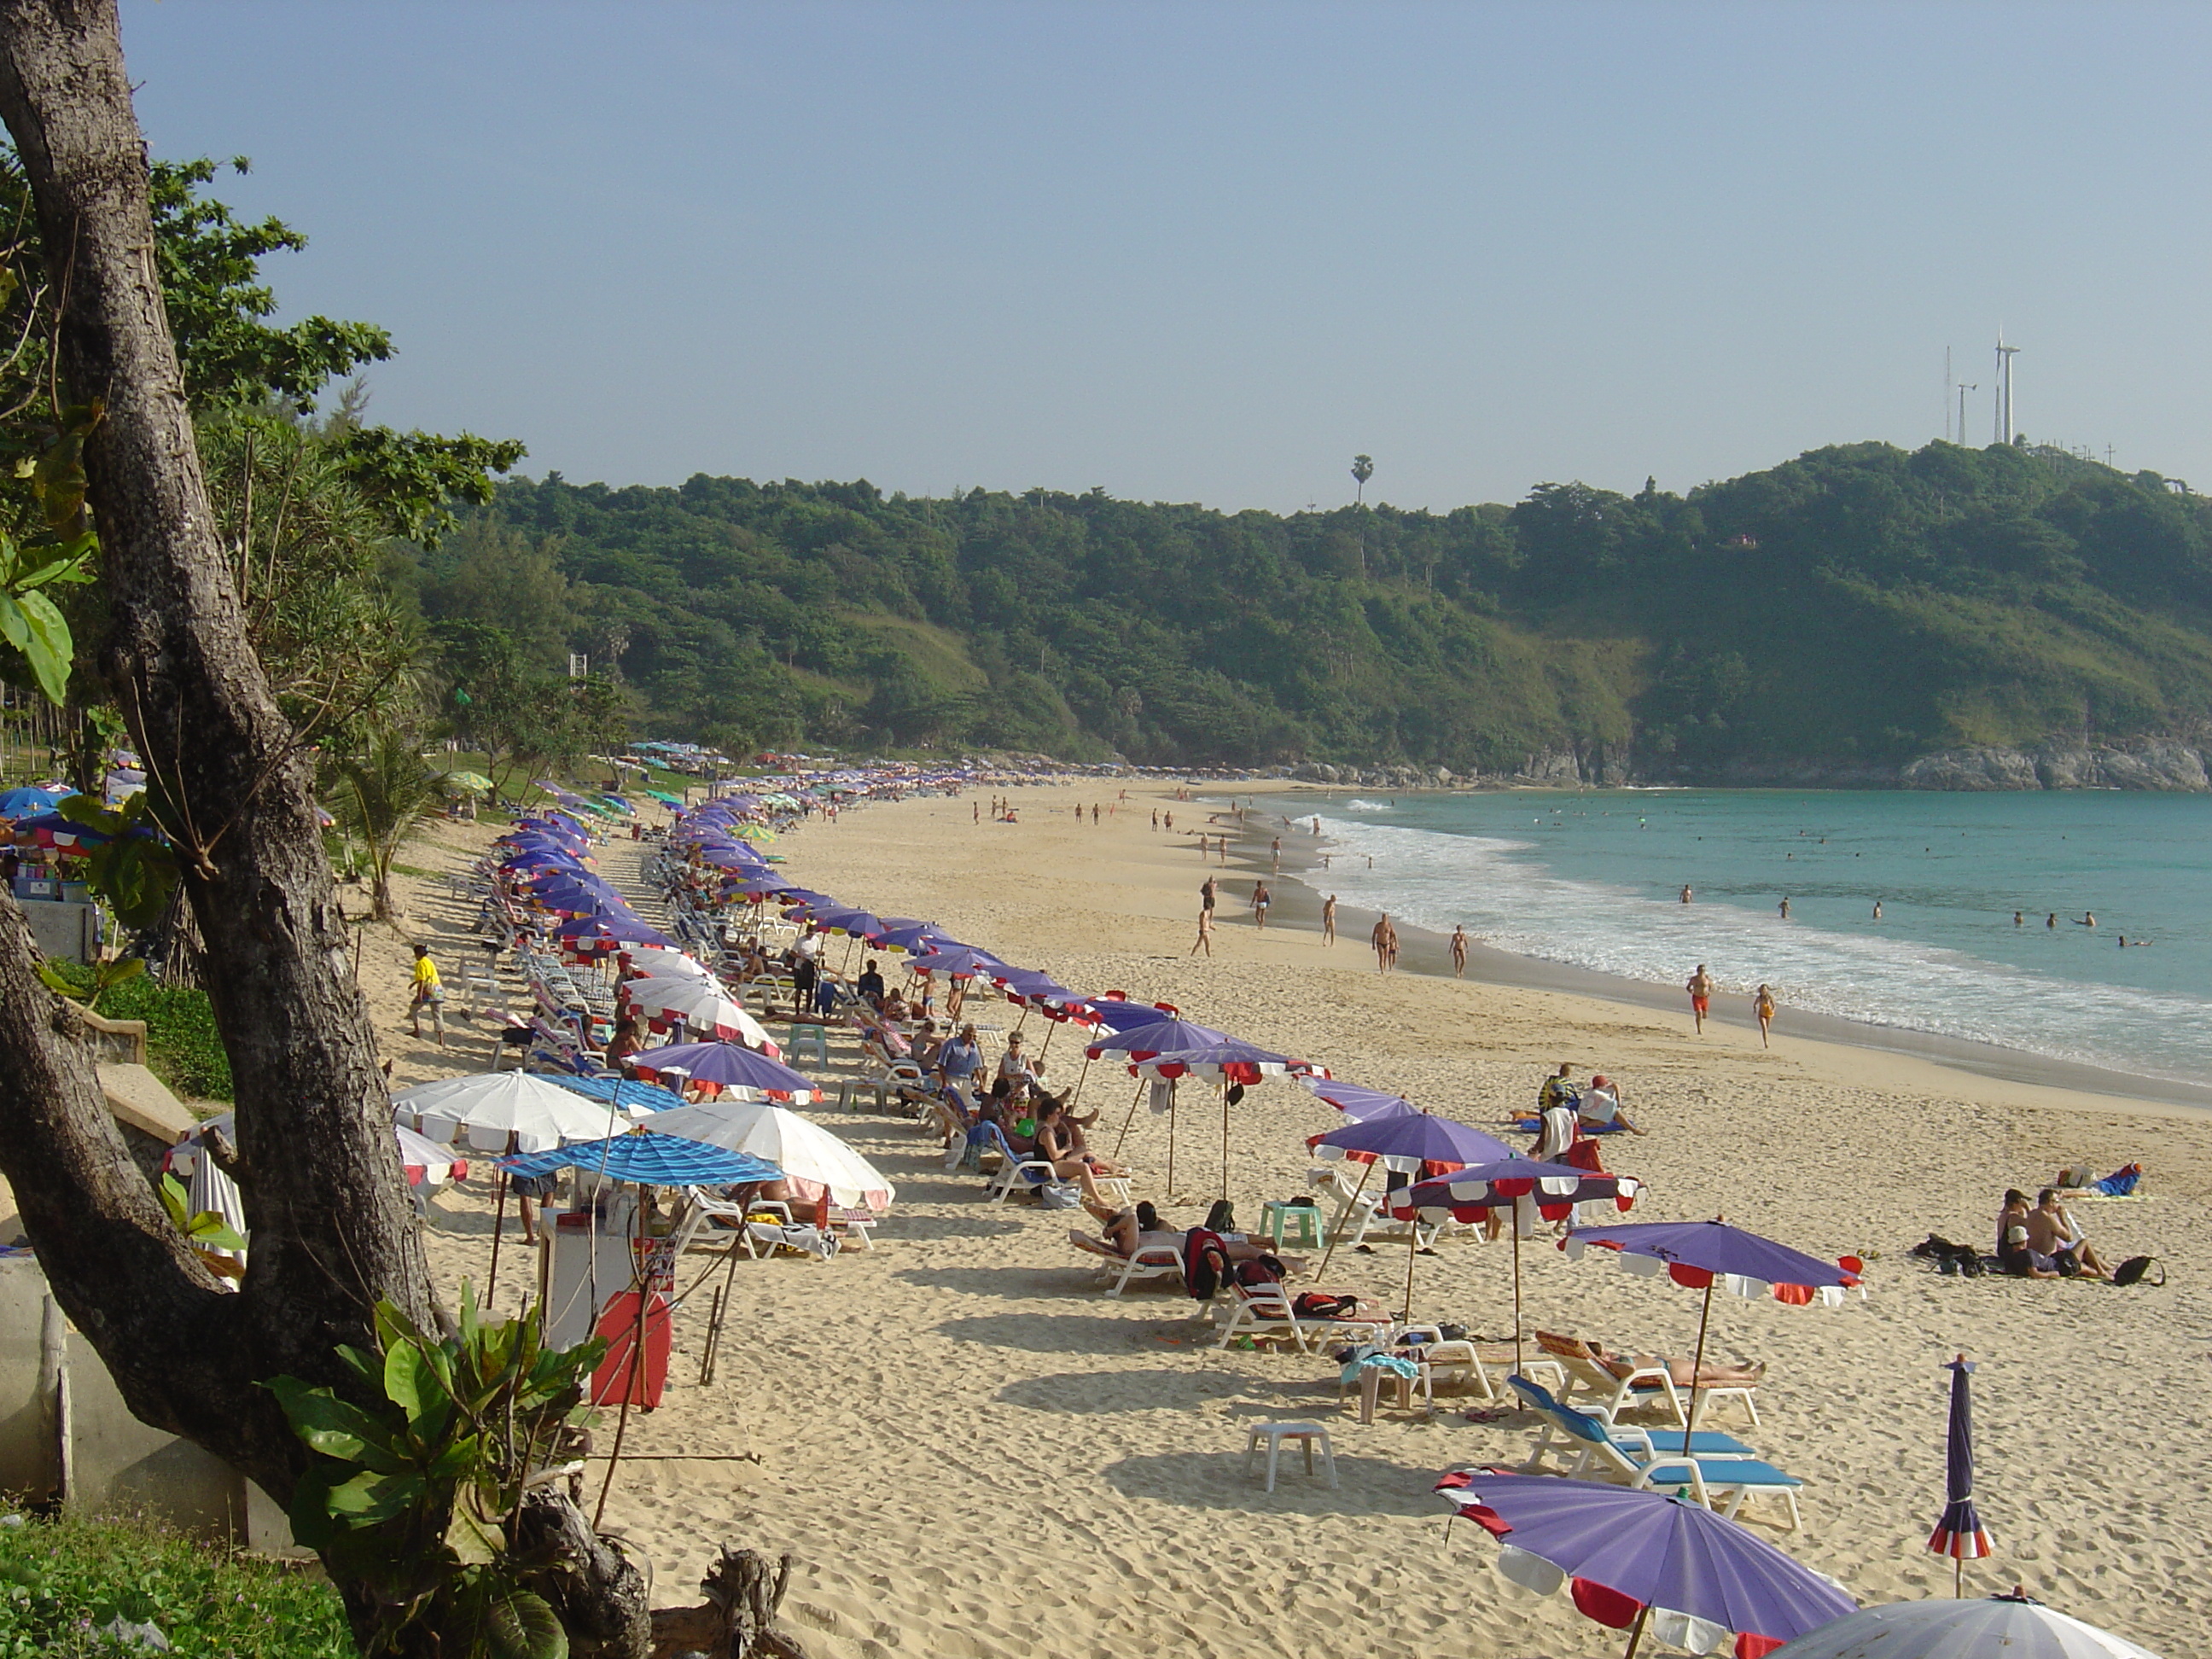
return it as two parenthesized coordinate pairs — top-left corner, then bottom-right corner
(483, 1586), (568, 1659)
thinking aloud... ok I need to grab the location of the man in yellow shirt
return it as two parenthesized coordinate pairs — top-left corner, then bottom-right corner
(409, 944), (445, 1047)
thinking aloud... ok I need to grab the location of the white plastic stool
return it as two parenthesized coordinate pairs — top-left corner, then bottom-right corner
(1244, 1421), (1338, 1493)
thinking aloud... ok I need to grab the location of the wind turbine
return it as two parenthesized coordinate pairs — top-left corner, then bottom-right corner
(1994, 331), (2021, 444)
(1957, 382), (1977, 447)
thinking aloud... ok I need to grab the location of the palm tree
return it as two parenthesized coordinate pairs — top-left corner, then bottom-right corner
(331, 730), (449, 922)
(1350, 455), (1375, 577)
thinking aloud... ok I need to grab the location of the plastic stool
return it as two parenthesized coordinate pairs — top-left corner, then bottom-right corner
(1243, 1421), (1337, 1493)
(789, 1024), (830, 1066)
(1259, 1201), (1325, 1250)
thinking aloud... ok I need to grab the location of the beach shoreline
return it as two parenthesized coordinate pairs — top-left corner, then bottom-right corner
(1177, 783), (2212, 1116)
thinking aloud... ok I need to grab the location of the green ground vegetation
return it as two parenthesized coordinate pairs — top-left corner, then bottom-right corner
(389, 442), (2212, 775)
(0, 1511), (348, 1658)
(41, 959), (233, 1101)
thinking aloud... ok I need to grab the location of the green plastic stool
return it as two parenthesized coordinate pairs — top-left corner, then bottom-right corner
(789, 1024), (830, 1066)
(1260, 1200), (1325, 1250)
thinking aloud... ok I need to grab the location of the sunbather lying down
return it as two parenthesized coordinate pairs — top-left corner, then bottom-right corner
(1070, 1198), (1309, 1275)
(1592, 1341), (1765, 1388)
(1536, 1330), (1766, 1388)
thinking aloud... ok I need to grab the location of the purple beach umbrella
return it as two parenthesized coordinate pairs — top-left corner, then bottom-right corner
(629, 1040), (821, 1102)
(1434, 1473), (1855, 1657)
(1565, 1219), (1863, 1429)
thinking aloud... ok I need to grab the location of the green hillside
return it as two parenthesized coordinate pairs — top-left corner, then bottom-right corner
(395, 440), (2212, 777)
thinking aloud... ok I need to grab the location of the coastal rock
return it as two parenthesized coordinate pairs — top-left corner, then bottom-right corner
(2096, 742), (2210, 791)
(1519, 748), (1583, 783)
(2033, 745), (2099, 789)
(1898, 748), (2043, 791)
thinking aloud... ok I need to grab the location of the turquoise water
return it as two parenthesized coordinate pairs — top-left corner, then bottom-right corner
(1307, 789), (2212, 1086)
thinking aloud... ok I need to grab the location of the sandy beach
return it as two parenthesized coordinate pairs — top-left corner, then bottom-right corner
(382, 782), (2212, 1657)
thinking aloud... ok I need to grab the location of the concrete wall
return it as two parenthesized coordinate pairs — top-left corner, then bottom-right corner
(0, 1254), (289, 1548)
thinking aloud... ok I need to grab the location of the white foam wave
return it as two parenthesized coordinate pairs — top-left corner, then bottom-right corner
(1314, 814), (2212, 1083)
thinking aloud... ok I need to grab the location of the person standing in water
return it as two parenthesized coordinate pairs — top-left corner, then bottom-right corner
(1680, 884), (1694, 904)
(1754, 983), (1776, 1047)
(1322, 894), (1337, 944)
(2046, 912), (2057, 928)
(1270, 835), (1282, 872)
(1778, 897), (1790, 921)
(1450, 926), (1469, 977)
(1685, 964), (1714, 1033)
(2013, 911), (2023, 926)
(1871, 899), (1883, 921)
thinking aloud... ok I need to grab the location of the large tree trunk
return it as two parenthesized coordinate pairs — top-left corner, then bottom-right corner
(0, 8), (643, 1656)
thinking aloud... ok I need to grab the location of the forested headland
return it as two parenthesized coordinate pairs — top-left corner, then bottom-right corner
(389, 445), (2212, 783)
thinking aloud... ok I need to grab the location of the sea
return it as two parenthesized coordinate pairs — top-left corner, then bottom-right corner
(1305, 789), (2212, 1091)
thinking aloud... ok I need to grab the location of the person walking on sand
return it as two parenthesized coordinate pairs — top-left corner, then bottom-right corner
(1251, 881), (1271, 929)
(1371, 914), (1397, 973)
(1271, 836), (1282, 871)
(1450, 926), (1468, 977)
(1190, 905), (1214, 957)
(1150, 809), (1158, 831)
(409, 944), (446, 1048)
(1754, 983), (1776, 1047)
(1163, 811), (1173, 831)
(1201, 875), (1217, 917)
(1685, 964), (1714, 1033)
(1322, 894), (1337, 944)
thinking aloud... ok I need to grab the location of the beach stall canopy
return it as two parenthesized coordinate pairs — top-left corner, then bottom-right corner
(643, 1100), (896, 1213)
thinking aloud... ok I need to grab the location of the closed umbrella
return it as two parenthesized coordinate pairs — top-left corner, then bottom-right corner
(1435, 1472), (1856, 1657)
(1928, 1355), (1994, 1596)
(643, 1100), (896, 1214)
(1764, 1595), (2163, 1658)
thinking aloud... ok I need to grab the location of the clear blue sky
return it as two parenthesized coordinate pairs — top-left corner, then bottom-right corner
(114, 1), (2211, 512)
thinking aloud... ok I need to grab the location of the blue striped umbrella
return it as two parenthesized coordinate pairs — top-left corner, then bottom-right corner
(498, 1132), (781, 1187)
(1928, 1355), (1994, 1590)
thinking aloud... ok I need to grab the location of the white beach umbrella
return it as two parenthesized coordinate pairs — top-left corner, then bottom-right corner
(393, 1071), (626, 1153)
(625, 976), (778, 1051)
(1768, 1596), (2165, 1658)
(643, 1099), (896, 1214)
(395, 1121), (468, 1188)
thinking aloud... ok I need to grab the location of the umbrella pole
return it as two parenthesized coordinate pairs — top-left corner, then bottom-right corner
(1037, 1022), (1055, 1066)
(1313, 1158), (1374, 1280)
(486, 1169), (509, 1311)
(1954, 1553), (1963, 1599)
(1621, 1605), (1651, 1659)
(1111, 1078), (1147, 1161)
(1168, 1083), (1178, 1196)
(1402, 1209), (1418, 1321)
(1220, 1078), (1231, 1203)
(699, 1228), (748, 1387)
(1511, 1217), (1525, 1382)
(1685, 1276), (1716, 1434)
(1070, 1054), (1093, 1113)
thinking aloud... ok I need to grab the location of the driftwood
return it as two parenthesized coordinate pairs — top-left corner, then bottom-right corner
(513, 1489), (652, 1659)
(649, 1547), (809, 1659)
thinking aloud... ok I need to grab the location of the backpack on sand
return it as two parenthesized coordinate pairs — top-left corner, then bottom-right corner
(2112, 1255), (2164, 1288)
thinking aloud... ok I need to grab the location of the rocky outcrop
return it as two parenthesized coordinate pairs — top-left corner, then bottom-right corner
(1903, 742), (2210, 792)
(1286, 737), (2212, 792)
(1897, 747), (2045, 791)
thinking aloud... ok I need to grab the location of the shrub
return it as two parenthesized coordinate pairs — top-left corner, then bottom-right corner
(39, 962), (234, 1102)
(0, 1509), (350, 1658)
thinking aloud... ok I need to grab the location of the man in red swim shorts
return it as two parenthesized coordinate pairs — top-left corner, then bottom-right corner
(1685, 963), (1714, 1033)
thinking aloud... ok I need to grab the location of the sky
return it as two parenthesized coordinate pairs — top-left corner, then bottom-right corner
(114, 0), (2212, 514)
